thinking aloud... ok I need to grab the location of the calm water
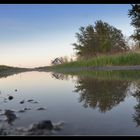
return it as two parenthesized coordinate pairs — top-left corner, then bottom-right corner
(0, 71), (140, 135)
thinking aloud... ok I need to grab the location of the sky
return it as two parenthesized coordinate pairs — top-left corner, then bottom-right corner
(0, 4), (134, 68)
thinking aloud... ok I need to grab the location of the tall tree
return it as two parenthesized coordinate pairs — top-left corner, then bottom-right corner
(73, 20), (128, 59)
(128, 4), (140, 46)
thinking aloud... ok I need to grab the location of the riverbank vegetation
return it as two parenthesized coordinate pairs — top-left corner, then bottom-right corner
(49, 52), (140, 71)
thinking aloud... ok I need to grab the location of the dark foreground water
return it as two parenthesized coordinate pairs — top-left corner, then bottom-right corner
(0, 71), (140, 135)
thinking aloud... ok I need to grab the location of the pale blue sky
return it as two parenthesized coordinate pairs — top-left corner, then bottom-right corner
(0, 4), (134, 68)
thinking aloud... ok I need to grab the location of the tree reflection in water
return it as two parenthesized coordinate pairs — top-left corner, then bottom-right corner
(75, 76), (140, 127)
(131, 81), (140, 126)
(51, 72), (132, 112)
(51, 72), (75, 81)
(51, 72), (140, 126)
(74, 76), (131, 112)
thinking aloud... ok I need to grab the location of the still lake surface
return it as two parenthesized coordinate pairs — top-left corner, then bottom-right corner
(0, 71), (140, 135)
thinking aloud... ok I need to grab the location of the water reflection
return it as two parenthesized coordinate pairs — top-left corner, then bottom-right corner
(51, 72), (75, 81)
(51, 72), (140, 121)
(74, 77), (131, 112)
(1, 70), (140, 134)
(0, 71), (65, 135)
(0, 70), (29, 79)
(74, 74), (140, 127)
(51, 72), (131, 112)
(131, 81), (140, 126)
(51, 73), (70, 80)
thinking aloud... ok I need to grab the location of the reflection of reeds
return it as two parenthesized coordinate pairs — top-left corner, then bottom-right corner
(74, 74), (131, 113)
(52, 70), (140, 81)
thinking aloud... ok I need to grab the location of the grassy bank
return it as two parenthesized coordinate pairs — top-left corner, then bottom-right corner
(0, 65), (20, 71)
(0, 65), (32, 78)
(0, 65), (30, 72)
(49, 52), (140, 71)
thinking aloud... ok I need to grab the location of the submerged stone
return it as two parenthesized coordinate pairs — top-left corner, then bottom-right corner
(8, 96), (13, 100)
(0, 119), (64, 135)
(18, 108), (31, 113)
(24, 108), (31, 111)
(36, 107), (46, 110)
(4, 110), (17, 124)
(27, 99), (38, 104)
(18, 110), (26, 113)
(20, 100), (25, 104)
(29, 120), (53, 131)
(32, 101), (38, 104)
(27, 99), (34, 102)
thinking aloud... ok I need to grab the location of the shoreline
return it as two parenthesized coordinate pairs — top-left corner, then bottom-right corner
(1, 65), (140, 75)
(36, 65), (140, 72)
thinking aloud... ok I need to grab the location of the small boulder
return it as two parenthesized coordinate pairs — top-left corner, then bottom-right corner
(29, 120), (53, 131)
(18, 110), (26, 113)
(8, 96), (13, 100)
(24, 108), (31, 111)
(27, 99), (34, 102)
(20, 100), (25, 104)
(27, 100), (38, 104)
(4, 110), (17, 124)
(36, 107), (46, 111)
(18, 108), (31, 113)
(32, 101), (38, 104)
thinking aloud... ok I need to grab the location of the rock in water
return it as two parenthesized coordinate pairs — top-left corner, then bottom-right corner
(27, 100), (38, 104)
(18, 108), (31, 113)
(4, 110), (17, 124)
(36, 107), (46, 110)
(37, 120), (53, 129)
(27, 99), (34, 102)
(8, 96), (13, 100)
(18, 110), (26, 113)
(24, 108), (31, 111)
(30, 120), (53, 131)
(20, 100), (25, 104)
(32, 101), (38, 104)
(15, 89), (17, 92)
